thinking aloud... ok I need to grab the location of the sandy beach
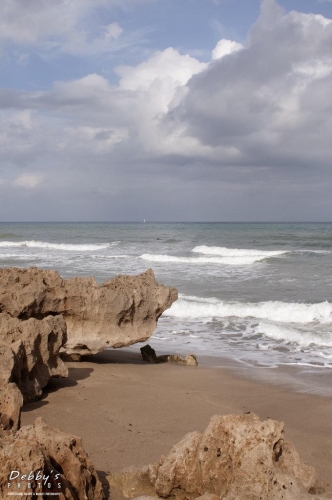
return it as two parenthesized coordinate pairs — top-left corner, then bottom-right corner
(21, 348), (332, 497)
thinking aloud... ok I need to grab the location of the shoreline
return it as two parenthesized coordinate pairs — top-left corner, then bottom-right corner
(21, 348), (332, 495)
(126, 344), (332, 398)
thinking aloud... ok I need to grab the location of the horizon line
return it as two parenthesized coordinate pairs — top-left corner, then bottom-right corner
(1, 221), (332, 224)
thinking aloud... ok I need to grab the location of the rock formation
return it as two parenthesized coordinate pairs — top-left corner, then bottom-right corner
(0, 383), (23, 432)
(108, 413), (331, 500)
(0, 265), (178, 500)
(0, 266), (178, 360)
(140, 345), (198, 366)
(165, 354), (198, 366)
(0, 416), (104, 499)
(0, 313), (68, 403)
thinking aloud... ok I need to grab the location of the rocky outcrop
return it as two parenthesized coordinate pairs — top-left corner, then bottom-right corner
(0, 416), (104, 499)
(108, 413), (331, 500)
(0, 266), (178, 500)
(0, 312), (68, 403)
(63, 269), (177, 357)
(0, 267), (177, 359)
(140, 345), (198, 366)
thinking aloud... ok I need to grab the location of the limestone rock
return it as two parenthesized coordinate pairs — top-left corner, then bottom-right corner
(132, 497), (158, 500)
(108, 413), (331, 500)
(108, 466), (156, 498)
(0, 417), (104, 499)
(166, 354), (198, 366)
(195, 495), (219, 500)
(63, 269), (177, 357)
(0, 383), (22, 432)
(0, 312), (68, 403)
(140, 344), (167, 363)
(0, 267), (178, 358)
(140, 345), (198, 366)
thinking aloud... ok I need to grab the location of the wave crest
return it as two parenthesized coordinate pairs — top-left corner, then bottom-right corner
(140, 252), (279, 265)
(192, 245), (288, 259)
(0, 240), (111, 251)
(165, 294), (332, 325)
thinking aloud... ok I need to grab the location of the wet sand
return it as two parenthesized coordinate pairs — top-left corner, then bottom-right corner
(21, 349), (332, 495)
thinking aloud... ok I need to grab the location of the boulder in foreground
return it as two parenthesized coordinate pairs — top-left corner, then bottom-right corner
(0, 417), (104, 499)
(108, 413), (331, 500)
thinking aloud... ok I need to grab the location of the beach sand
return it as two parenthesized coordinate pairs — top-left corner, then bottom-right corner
(21, 349), (332, 498)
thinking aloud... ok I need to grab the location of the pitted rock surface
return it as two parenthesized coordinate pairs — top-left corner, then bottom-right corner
(0, 266), (178, 359)
(108, 413), (331, 500)
(0, 417), (104, 499)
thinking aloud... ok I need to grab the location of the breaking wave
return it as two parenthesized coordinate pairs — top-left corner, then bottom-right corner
(165, 294), (332, 325)
(192, 245), (288, 259)
(141, 253), (276, 265)
(0, 240), (111, 251)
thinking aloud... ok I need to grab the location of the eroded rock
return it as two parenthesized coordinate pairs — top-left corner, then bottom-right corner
(166, 354), (198, 366)
(0, 267), (177, 359)
(0, 383), (22, 432)
(109, 466), (156, 498)
(0, 417), (104, 499)
(140, 344), (166, 363)
(140, 345), (198, 366)
(108, 413), (331, 500)
(63, 269), (177, 357)
(0, 312), (68, 403)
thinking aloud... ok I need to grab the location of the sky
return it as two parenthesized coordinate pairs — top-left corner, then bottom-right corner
(0, 0), (332, 222)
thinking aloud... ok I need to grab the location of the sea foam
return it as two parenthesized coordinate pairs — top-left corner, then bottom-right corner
(165, 294), (332, 325)
(140, 253), (275, 265)
(0, 241), (111, 251)
(192, 245), (288, 258)
(255, 322), (332, 347)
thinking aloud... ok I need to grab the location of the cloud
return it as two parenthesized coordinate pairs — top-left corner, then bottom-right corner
(0, 0), (152, 57)
(1, 0), (332, 220)
(116, 47), (207, 91)
(103, 22), (123, 40)
(0, 0), (100, 45)
(212, 39), (243, 60)
(14, 173), (44, 188)
(164, 0), (332, 172)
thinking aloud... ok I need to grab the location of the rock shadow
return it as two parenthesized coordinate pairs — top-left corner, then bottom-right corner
(96, 471), (111, 500)
(83, 349), (145, 365)
(21, 367), (93, 412)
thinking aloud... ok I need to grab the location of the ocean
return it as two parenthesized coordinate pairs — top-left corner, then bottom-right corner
(1, 222), (332, 379)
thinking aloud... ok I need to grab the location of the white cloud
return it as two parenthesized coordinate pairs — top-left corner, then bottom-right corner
(0, 0), (95, 45)
(0, 0), (151, 56)
(116, 47), (207, 91)
(14, 173), (44, 188)
(53, 74), (112, 100)
(212, 39), (243, 60)
(103, 22), (123, 40)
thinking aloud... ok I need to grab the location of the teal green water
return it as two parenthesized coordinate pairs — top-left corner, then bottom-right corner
(1, 222), (332, 371)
